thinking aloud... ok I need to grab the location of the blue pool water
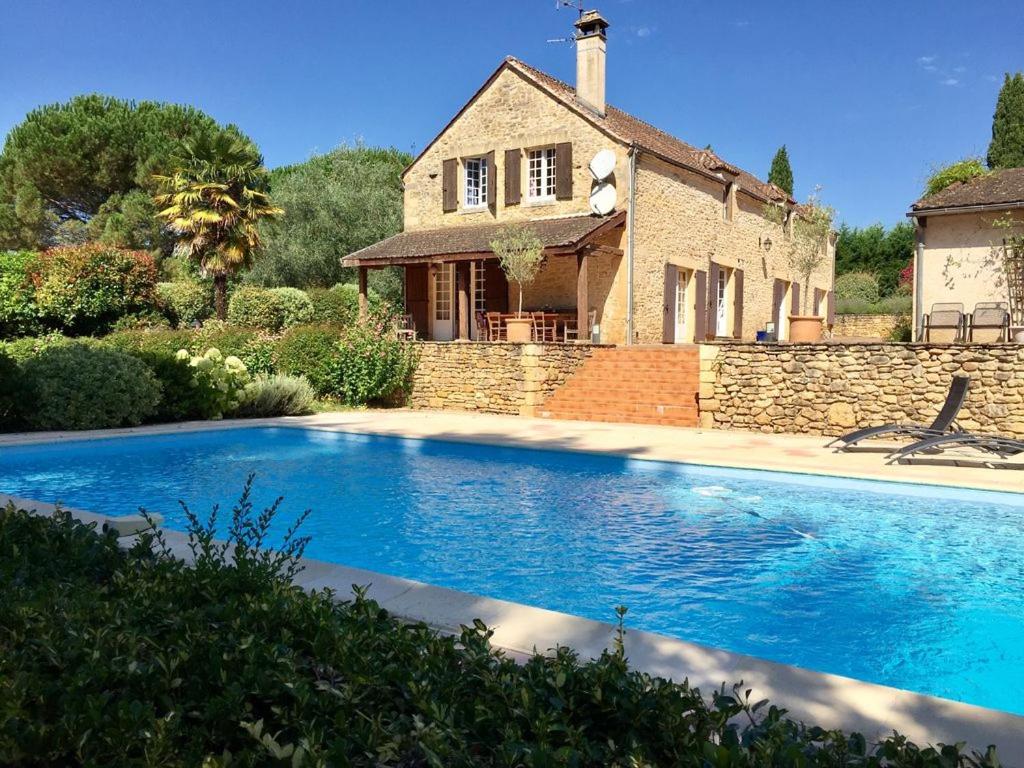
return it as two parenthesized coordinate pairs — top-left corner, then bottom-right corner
(2, 426), (1023, 714)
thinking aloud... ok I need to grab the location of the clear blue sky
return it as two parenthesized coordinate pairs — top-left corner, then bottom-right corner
(1, 0), (1020, 227)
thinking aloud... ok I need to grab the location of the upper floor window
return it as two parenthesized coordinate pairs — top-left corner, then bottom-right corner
(464, 157), (488, 208)
(528, 147), (557, 200)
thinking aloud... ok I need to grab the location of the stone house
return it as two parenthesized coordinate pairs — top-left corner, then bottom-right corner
(908, 167), (1024, 340)
(343, 10), (836, 345)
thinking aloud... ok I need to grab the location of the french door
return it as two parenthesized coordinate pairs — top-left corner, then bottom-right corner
(432, 263), (454, 341)
(674, 268), (691, 343)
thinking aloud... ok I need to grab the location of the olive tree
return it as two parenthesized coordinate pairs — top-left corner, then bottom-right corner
(489, 225), (544, 318)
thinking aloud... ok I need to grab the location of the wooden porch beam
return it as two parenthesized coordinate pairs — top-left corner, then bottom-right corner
(357, 266), (368, 320)
(456, 261), (471, 340)
(576, 252), (589, 343)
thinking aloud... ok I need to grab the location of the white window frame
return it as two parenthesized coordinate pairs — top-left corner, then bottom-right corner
(464, 156), (488, 209)
(527, 147), (557, 201)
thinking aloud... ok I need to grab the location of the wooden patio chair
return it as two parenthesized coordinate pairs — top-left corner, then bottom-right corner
(564, 309), (597, 343)
(531, 312), (557, 342)
(485, 312), (506, 341)
(393, 314), (416, 341)
(921, 302), (965, 343)
(474, 311), (489, 341)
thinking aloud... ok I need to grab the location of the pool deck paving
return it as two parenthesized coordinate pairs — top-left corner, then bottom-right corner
(2, 410), (1023, 760)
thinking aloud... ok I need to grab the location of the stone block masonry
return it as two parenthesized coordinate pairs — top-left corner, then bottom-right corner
(832, 314), (906, 340)
(409, 342), (596, 416)
(702, 342), (1024, 438)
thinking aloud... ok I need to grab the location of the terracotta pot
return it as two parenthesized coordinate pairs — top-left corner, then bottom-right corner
(505, 317), (533, 343)
(787, 315), (824, 343)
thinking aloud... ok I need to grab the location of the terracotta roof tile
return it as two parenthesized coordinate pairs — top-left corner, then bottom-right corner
(507, 58), (791, 205)
(342, 212), (623, 265)
(911, 167), (1024, 212)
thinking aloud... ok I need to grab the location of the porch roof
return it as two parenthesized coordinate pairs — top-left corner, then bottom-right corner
(341, 211), (625, 267)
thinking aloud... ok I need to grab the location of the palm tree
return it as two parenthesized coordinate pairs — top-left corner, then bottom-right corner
(153, 131), (282, 319)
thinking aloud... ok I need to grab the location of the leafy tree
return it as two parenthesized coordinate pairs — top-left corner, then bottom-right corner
(248, 144), (410, 291)
(0, 94), (249, 250)
(835, 221), (914, 297)
(987, 72), (1024, 170)
(154, 131), (282, 319)
(489, 225), (544, 317)
(768, 145), (794, 195)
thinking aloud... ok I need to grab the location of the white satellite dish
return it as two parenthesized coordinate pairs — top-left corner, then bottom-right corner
(589, 182), (616, 215)
(589, 149), (617, 181)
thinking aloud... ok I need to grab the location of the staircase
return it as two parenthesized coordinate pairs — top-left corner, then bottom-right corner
(539, 346), (700, 427)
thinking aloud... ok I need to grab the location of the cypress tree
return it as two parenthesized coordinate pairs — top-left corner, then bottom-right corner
(768, 145), (794, 195)
(987, 72), (1024, 169)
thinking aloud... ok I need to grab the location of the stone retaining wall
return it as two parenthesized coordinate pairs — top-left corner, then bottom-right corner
(832, 314), (906, 340)
(700, 342), (1024, 437)
(409, 343), (596, 416)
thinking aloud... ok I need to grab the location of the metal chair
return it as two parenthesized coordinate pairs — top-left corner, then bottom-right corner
(564, 309), (597, 343)
(966, 302), (1010, 343)
(921, 302), (965, 342)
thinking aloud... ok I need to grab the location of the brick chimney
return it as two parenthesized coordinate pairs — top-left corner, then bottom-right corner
(574, 10), (609, 116)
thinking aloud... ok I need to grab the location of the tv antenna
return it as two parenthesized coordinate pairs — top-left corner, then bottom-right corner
(548, 0), (584, 45)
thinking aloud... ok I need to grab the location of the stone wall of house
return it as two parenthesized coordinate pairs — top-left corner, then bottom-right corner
(409, 342), (596, 416)
(402, 65), (631, 231)
(631, 154), (835, 345)
(699, 342), (1024, 437)
(832, 314), (906, 339)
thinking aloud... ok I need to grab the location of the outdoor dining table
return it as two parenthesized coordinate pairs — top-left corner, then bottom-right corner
(491, 312), (577, 342)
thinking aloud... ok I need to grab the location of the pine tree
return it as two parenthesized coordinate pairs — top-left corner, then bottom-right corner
(768, 145), (794, 195)
(987, 72), (1024, 170)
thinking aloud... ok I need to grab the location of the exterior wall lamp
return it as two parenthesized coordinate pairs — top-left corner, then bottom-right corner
(760, 235), (773, 252)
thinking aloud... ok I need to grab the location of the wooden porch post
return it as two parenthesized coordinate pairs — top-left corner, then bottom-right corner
(576, 252), (589, 343)
(456, 261), (471, 340)
(357, 266), (368, 320)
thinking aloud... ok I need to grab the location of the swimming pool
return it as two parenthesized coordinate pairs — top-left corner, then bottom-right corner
(2, 426), (1023, 714)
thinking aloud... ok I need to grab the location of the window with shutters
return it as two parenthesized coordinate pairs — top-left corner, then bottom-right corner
(527, 147), (557, 200)
(464, 157), (488, 209)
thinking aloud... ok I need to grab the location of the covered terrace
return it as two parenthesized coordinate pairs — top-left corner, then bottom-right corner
(341, 212), (626, 342)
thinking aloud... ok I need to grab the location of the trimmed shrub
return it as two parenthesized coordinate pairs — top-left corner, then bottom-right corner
(102, 328), (194, 358)
(0, 332), (75, 363)
(156, 281), (212, 327)
(109, 310), (171, 332)
(835, 294), (912, 316)
(273, 324), (341, 396)
(334, 322), (417, 406)
(0, 350), (21, 429)
(0, 499), (1001, 766)
(0, 250), (41, 338)
(309, 283), (361, 325)
(20, 344), (160, 430)
(32, 243), (158, 335)
(269, 286), (314, 328)
(834, 271), (880, 304)
(226, 286), (286, 330)
(231, 374), (316, 417)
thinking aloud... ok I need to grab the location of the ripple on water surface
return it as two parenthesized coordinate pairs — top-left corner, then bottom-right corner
(1, 426), (1022, 714)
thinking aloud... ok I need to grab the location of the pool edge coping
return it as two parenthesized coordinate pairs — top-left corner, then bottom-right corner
(3, 491), (1023, 764)
(1, 412), (1021, 496)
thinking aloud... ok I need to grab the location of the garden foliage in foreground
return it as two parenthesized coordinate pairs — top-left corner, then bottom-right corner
(0, 491), (1000, 767)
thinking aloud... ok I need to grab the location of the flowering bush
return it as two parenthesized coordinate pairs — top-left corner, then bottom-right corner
(333, 321), (416, 406)
(176, 347), (250, 419)
(31, 243), (158, 335)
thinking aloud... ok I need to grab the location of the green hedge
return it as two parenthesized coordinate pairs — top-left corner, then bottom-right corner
(0, 498), (999, 766)
(834, 272), (880, 304)
(20, 344), (162, 430)
(0, 250), (42, 338)
(156, 281), (212, 327)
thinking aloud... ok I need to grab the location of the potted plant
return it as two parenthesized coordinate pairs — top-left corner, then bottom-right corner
(489, 224), (544, 343)
(767, 192), (834, 342)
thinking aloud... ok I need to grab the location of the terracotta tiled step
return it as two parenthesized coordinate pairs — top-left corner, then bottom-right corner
(538, 345), (702, 428)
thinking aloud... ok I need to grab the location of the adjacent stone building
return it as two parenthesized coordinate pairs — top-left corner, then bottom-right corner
(343, 10), (835, 345)
(908, 167), (1024, 341)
